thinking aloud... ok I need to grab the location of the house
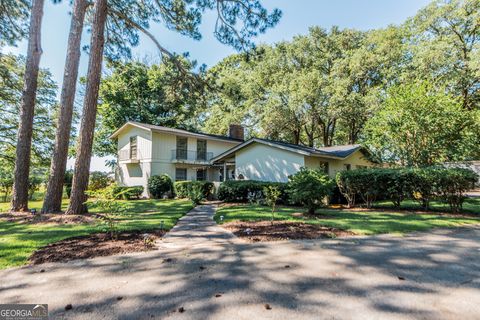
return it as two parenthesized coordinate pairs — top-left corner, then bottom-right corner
(111, 121), (376, 196)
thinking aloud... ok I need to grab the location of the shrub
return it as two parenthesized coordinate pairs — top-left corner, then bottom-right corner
(336, 166), (477, 213)
(88, 171), (113, 191)
(217, 180), (289, 203)
(148, 175), (173, 199)
(287, 168), (335, 214)
(435, 168), (478, 213)
(188, 184), (204, 205)
(64, 170), (74, 198)
(175, 181), (214, 199)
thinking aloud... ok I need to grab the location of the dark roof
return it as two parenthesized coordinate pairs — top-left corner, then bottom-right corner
(111, 121), (244, 143)
(211, 137), (364, 162)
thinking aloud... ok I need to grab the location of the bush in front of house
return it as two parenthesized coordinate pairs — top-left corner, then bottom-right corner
(148, 174), (173, 199)
(64, 170), (74, 198)
(88, 171), (113, 191)
(336, 167), (478, 212)
(112, 185), (144, 200)
(217, 180), (289, 203)
(174, 181), (214, 199)
(287, 168), (336, 215)
(188, 184), (205, 205)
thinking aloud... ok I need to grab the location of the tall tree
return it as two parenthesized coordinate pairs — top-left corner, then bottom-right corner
(42, 0), (88, 213)
(11, 0), (45, 212)
(365, 82), (479, 166)
(66, 0), (108, 215)
(67, 0), (281, 214)
(407, 0), (480, 110)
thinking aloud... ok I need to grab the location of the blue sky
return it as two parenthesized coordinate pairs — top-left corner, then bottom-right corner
(5, 0), (431, 171)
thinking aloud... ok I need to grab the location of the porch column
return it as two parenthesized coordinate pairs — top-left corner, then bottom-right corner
(223, 162), (227, 182)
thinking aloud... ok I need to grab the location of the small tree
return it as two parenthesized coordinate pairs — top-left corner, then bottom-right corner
(88, 171), (112, 191)
(287, 168), (335, 215)
(263, 185), (281, 225)
(188, 184), (204, 206)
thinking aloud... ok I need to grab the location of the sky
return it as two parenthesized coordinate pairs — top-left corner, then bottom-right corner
(5, 0), (431, 172)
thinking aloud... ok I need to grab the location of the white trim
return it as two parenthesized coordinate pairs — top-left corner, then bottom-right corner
(110, 122), (151, 138)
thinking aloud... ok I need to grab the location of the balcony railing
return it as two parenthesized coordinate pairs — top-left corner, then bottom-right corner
(171, 149), (213, 162)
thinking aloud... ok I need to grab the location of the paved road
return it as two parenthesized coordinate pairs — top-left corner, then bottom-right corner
(0, 205), (479, 320)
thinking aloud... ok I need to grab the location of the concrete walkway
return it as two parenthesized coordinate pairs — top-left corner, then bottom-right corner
(0, 205), (479, 319)
(159, 204), (236, 250)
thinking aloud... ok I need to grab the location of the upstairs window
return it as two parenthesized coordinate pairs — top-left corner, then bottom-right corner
(197, 139), (207, 161)
(130, 136), (137, 159)
(176, 137), (188, 160)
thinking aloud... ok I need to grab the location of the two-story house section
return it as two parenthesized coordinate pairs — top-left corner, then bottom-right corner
(110, 122), (244, 196)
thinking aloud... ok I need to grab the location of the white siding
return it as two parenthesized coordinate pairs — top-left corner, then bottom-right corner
(304, 150), (375, 178)
(116, 126), (152, 196)
(235, 144), (305, 182)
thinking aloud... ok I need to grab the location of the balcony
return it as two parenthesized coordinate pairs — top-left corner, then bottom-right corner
(118, 149), (139, 164)
(171, 149), (213, 164)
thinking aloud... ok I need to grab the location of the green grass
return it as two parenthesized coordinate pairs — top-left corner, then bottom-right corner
(215, 204), (480, 236)
(0, 199), (193, 269)
(373, 197), (480, 215)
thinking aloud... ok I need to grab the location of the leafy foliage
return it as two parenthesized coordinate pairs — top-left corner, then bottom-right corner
(174, 180), (214, 199)
(148, 174), (173, 199)
(188, 184), (204, 206)
(218, 180), (289, 203)
(365, 82), (480, 166)
(88, 171), (113, 191)
(336, 167), (478, 213)
(287, 168), (335, 214)
(0, 0), (30, 46)
(0, 54), (59, 169)
(95, 59), (206, 156)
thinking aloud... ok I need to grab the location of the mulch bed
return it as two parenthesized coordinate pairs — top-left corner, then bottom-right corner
(29, 230), (165, 265)
(222, 221), (354, 242)
(1, 212), (96, 225)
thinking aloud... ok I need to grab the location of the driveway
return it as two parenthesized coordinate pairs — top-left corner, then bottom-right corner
(0, 205), (479, 320)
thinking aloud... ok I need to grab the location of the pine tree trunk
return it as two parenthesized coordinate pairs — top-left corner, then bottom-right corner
(42, 0), (87, 214)
(11, 0), (45, 212)
(66, 0), (107, 215)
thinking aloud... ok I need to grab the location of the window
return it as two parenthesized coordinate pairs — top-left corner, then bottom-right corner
(196, 168), (207, 181)
(130, 136), (137, 159)
(344, 164), (351, 171)
(175, 168), (187, 181)
(176, 137), (187, 160)
(319, 161), (329, 175)
(197, 139), (207, 161)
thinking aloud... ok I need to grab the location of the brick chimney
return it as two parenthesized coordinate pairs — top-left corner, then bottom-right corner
(229, 124), (244, 140)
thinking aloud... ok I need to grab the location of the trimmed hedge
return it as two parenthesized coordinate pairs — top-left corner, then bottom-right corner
(148, 175), (173, 199)
(336, 167), (478, 212)
(217, 180), (289, 203)
(174, 181), (214, 199)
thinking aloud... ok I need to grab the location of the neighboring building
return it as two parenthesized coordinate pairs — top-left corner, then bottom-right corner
(111, 121), (377, 196)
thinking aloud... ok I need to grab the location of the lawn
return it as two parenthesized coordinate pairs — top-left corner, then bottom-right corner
(0, 199), (193, 269)
(215, 204), (480, 236)
(373, 197), (480, 215)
